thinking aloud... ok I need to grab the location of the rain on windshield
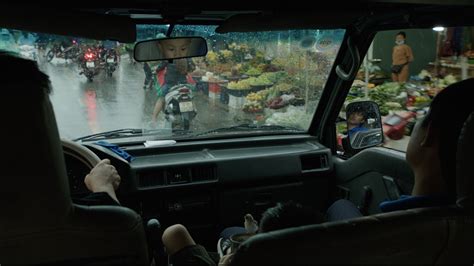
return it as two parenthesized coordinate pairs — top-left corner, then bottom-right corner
(0, 26), (345, 140)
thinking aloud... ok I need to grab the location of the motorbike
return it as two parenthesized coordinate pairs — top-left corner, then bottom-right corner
(103, 49), (118, 77)
(79, 47), (100, 82)
(46, 41), (80, 63)
(163, 84), (197, 131)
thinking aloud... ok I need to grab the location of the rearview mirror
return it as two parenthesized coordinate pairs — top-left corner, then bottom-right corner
(345, 101), (383, 150)
(134, 37), (208, 62)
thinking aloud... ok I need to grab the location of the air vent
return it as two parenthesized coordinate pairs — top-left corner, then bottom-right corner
(191, 165), (217, 182)
(137, 165), (217, 188)
(137, 170), (165, 187)
(166, 168), (191, 184)
(300, 154), (328, 171)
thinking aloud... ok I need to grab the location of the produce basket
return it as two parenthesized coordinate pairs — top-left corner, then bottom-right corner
(289, 97), (305, 106)
(243, 107), (264, 113)
(227, 88), (251, 97)
(227, 75), (247, 82)
(250, 84), (273, 92)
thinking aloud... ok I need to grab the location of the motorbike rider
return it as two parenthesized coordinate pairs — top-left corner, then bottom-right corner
(102, 40), (119, 60)
(151, 58), (196, 123)
(59, 38), (74, 53)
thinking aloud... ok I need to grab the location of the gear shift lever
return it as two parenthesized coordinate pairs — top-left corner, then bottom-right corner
(146, 218), (164, 265)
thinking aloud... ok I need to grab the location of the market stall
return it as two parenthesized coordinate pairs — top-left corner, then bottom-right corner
(345, 68), (458, 142)
(188, 33), (338, 129)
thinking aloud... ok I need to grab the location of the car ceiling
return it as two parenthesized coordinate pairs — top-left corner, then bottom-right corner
(0, 1), (474, 42)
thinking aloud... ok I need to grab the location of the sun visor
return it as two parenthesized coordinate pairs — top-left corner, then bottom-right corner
(215, 12), (361, 33)
(0, 6), (136, 43)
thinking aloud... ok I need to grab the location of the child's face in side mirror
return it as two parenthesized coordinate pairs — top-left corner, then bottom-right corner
(348, 112), (365, 126)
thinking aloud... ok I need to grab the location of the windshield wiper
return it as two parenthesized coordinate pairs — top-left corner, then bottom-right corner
(191, 124), (303, 137)
(74, 124), (302, 142)
(74, 128), (143, 142)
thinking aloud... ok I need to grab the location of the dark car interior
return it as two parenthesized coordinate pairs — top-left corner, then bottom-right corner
(1, 0), (473, 264)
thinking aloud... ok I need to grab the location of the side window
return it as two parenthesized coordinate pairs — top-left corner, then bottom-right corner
(337, 27), (473, 155)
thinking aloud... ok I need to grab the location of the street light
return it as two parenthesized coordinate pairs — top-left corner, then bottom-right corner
(433, 26), (445, 32)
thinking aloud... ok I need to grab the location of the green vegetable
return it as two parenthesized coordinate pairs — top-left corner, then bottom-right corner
(246, 67), (262, 76)
(368, 82), (403, 108)
(247, 76), (272, 86)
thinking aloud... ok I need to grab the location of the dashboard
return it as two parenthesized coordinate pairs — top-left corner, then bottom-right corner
(75, 135), (332, 192)
(64, 134), (333, 248)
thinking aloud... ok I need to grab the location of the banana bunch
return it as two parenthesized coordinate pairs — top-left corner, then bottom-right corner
(246, 92), (264, 102)
(228, 79), (251, 90)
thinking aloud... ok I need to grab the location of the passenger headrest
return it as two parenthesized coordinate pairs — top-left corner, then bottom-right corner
(0, 52), (71, 230)
(456, 112), (474, 209)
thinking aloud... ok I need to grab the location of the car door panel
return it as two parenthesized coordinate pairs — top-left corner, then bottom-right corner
(333, 147), (414, 214)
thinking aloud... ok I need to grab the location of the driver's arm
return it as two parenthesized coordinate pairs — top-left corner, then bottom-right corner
(75, 159), (121, 206)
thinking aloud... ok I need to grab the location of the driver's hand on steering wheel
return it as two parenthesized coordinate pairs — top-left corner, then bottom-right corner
(84, 159), (121, 203)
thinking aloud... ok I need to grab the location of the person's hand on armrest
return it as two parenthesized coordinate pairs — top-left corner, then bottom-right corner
(84, 159), (121, 204)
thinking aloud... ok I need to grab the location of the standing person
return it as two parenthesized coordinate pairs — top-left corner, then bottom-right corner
(124, 43), (135, 64)
(391, 31), (414, 83)
(143, 62), (153, 90)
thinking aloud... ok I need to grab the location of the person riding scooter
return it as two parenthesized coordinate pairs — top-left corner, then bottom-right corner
(151, 58), (196, 123)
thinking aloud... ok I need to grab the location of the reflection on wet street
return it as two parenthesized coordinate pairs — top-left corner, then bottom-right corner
(39, 56), (240, 140)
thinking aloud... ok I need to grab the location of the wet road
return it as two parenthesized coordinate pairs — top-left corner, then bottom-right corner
(38, 55), (240, 140)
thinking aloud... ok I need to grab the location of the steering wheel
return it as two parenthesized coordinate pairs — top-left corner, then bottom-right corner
(61, 139), (100, 195)
(61, 138), (100, 169)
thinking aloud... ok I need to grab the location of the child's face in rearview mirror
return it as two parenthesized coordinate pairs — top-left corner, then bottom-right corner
(158, 38), (192, 59)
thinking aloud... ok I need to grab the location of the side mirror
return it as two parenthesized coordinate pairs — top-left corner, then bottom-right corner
(133, 36), (208, 62)
(345, 101), (383, 151)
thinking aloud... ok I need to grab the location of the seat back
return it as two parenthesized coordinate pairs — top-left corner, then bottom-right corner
(232, 207), (461, 264)
(0, 53), (148, 264)
(436, 112), (474, 264)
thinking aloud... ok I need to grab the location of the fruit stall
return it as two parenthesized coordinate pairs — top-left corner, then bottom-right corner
(188, 39), (331, 129)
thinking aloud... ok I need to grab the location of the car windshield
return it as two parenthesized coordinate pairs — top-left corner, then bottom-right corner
(0, 25), (345, 141)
